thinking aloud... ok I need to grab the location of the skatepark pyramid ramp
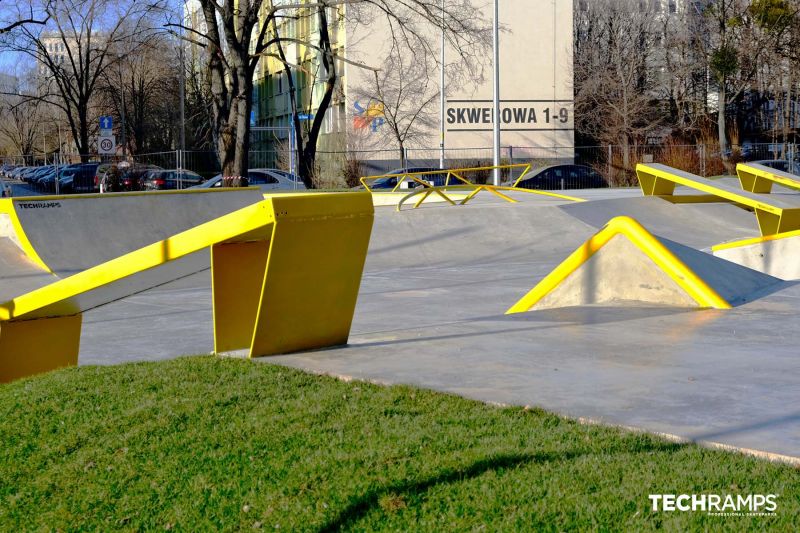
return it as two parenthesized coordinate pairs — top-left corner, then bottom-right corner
(506, 216), (782, 313)
(0, 192), (373, 382)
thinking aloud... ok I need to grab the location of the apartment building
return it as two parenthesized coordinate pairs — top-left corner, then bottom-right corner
(253, 1), (574, 165)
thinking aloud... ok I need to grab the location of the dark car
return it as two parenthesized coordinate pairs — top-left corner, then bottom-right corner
(27, 166), (53, 186)
(142, 169), (204, 191)
(36, 168), (61, 192)
(514, 164), (608, 190)
(100, 164), (163, 192)
(750, 160), (798, 174)
(367, 167), (451, 189)
(71, 163), (101, 193)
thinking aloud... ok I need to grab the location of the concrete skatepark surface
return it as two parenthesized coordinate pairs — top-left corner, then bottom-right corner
(53, 187), (800, 462)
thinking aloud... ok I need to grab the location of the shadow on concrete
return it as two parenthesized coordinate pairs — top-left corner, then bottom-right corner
(316, 441), (685, 532)
(369, 226), (478, 256)
(495, 305), (705, 324)
(689, 411), (800, 443)
(350, 306), (720, 351)
(83, 307), (206, 325)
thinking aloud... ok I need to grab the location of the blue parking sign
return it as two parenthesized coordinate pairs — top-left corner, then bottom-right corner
(99, 116), (113, 130)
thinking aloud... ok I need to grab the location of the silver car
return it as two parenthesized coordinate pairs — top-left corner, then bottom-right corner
(191, 168), (306, 191)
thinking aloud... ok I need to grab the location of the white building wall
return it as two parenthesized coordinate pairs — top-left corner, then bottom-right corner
(345, 0), (574, 158)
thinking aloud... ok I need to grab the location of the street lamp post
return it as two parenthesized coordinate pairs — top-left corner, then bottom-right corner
(439, 0), (445, 170)
(491, 0), (501, 186)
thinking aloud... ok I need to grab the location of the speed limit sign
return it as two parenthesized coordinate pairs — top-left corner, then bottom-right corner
(98, 135), (116, 155)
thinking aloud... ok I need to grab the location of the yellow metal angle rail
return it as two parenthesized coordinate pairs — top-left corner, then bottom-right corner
(359, 163), (533, 193)
(506, 215), (731, 314)
(396, 184), (585, 211)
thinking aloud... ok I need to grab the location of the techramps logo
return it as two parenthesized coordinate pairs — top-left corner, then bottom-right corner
(649, 494), (778, 517)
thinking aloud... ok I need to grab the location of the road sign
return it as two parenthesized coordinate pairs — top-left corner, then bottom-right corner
(297, 113), (314, 120)
(98, 135), (116, 155)
(99, 116), (113, 131)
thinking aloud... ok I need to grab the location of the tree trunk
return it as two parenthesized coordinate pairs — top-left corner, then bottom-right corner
(718, 84), (727, 158)
(78, 107), (90, 163)
(298, 6), (337, 189)
(223, 64), (252, 179)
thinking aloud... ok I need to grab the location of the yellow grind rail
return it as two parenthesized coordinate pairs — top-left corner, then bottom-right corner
(636, 163), (800, 236)
(0, 193), (374, 382)
(396, 184), (585, 211)
(711, 228), (800, 252)
(359, 163), (532, 193)
(736, 162), (800, 194)
(506, 215), (731, 314)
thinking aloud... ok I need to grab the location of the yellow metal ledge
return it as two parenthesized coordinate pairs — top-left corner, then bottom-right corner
(506, 215), (731, 314)
(736, 162), (800, 194)
(0, 192), (374, 381)
(636, 163), (800, 236)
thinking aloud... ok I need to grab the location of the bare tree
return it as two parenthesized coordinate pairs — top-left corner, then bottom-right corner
(0, 1), (49, 35)
(353, 47), (441, 166)
(701, 0), (793, 156)
(574, 0), (661, 168)
(1, 0), (165, 160)
(99, 33), (180, 153)
(172, 0), (489, 187)
(0, 76), (42, 161)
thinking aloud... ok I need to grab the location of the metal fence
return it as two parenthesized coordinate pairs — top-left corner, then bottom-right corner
(3, 142), (797, 192)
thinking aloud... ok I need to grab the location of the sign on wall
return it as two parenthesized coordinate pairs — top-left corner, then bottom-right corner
(445, 100), (573, 133)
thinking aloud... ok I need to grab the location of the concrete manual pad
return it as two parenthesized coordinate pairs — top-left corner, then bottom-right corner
(76, 191), (800, 461)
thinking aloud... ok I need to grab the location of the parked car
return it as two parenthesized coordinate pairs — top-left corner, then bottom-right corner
(749, 159), (798, 175)
(70, 163), (101, 193)
(142, 169), (204, 191)
(513, 164), (608, 190)
(36, 167), (60, 192)
(1, 164), (17, 178)
(191, 168), (306, 191)
(27, 165), (53, 186)
(362, 167), (450, 189)
(98, 163), (162, 192)
(51, 164), (87, 193)
(1, 179), (12, 197)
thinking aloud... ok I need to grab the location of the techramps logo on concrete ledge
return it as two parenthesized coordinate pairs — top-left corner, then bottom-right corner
(18, 202), (62, 209)
(648, 494), (778, 517)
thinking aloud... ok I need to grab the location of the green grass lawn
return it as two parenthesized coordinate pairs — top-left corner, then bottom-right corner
(1, 356), (797, 531)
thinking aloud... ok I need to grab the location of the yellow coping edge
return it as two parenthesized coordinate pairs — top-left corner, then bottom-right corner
(711, 228), (800, 251)
(0, 198), (51, 271)
(505, 215), (731, 313)
(0, 200), (276, 321)
(737, 162), (800, 192)
(396, 185), (585, 211)
(13, 187), (263, 202)
(635, 163), (786, 215)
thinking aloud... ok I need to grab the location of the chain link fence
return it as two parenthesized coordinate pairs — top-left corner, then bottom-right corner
(3, 142), (797, 192)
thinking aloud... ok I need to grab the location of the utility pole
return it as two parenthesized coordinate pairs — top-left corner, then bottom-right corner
(439, 0), (445, 170)
(178, 6), (186, 188)
(491, 0), (501, 186)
